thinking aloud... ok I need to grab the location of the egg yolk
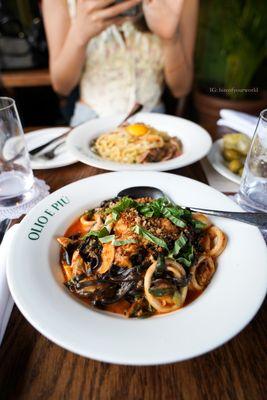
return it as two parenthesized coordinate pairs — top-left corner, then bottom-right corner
(126, 124), (149, 136)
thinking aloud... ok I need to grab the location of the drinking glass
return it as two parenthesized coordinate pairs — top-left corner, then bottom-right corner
(237, 109), (267, 212)
(0, 97), (34, 207)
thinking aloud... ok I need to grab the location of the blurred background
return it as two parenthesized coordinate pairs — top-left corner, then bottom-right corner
(0, 0), (266, 136)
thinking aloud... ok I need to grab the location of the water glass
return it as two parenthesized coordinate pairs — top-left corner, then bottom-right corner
(0, 97), (34, 207)
(237, 109), (267, 212)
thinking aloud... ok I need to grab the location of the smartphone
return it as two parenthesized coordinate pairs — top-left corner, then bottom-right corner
(115, 0), (141, 17)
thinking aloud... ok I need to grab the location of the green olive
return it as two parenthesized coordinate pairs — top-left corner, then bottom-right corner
(228, 159), (243, 173)
(222, 148), (242, 161)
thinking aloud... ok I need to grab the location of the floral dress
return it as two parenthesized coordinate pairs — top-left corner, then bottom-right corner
(67, 0), (165, 119)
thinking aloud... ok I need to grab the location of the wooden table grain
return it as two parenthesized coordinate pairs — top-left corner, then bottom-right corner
(1, 69), (51, 88)
(0, 161), (266, 400)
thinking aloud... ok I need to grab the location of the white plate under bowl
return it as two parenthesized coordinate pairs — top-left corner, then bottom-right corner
(7, 172), (267, 365)
(26, 127), (77, 170)
(67, 113), (212, 171)
(207, 139), (241, 185)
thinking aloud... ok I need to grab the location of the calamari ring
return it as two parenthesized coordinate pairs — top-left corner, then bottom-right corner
(144, 259), (188, 313)
(208, 226), (227, 257)
(80, 214), (95, 228)
(190, 255), (215, 291)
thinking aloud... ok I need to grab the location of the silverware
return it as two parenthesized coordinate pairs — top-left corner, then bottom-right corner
(118, 186), (267, 229)
(29, 104), (143, 158)
(33, 141), (65, 161)
(41, 142), (65, 160)
(29, 128), (71, 157)
(0, 219), (11, 245)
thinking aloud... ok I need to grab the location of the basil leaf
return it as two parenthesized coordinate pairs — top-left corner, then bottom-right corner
(155, 254), (166, 275)
(85, 230), (99, 238)
(137, 205), (154, 217)
(99, 235), (137, 246)
(82, 226), (110, 240)
(104, 216), (114, 226)
(137, 197), (169, 218)
(112, 211), (119, 221)
(177, 245), (195, 268)
(113, 238), (137, 246)
(106, 197), (136, 220)
(192, 220), (207, 230)
(133, 225), (169, 250)
(99, 234), (115, 244)
(162, 208), (187, 228)
(169, 233), (188, 257)
(177, 257), (192, 268)
(168, 206), (191, 218)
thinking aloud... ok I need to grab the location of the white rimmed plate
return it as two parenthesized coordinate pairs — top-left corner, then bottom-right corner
(7, 172), (267, 365)
(26, 127), (77, 170)
(207, 139), (241, 185)
(66, 113), (212, 171)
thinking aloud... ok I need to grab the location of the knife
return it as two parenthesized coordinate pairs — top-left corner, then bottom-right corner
(29, 128), (71, 156)
(0, 219), (11, 245)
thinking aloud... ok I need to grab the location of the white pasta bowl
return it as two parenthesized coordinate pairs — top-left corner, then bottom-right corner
(7, 172), (267, 365)
(66, 112), (212, 171)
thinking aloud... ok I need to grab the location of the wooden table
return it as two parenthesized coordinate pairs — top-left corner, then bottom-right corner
(1, 69), (51, 88)
(0, 161), (266, 400)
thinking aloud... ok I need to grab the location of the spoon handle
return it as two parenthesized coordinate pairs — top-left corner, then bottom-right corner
(189, 207), (267, 229)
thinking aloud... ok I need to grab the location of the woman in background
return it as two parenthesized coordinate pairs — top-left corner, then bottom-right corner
(43, 0), (199, 126)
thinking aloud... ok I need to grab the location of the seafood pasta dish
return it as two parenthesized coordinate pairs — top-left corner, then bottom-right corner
(91, 123), (183, 164)
(57, 197), (227, 318)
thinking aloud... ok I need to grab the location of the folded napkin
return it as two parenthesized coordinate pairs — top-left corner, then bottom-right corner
(0, 225), (18, 344)
(217, 109), (258, 138)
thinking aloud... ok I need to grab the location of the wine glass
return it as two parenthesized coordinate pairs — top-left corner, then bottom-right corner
(236, 109), (267, 212)
(0, 97), (35, 207)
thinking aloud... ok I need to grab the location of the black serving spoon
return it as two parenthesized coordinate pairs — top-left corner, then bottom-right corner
(118, 186), (267, 229)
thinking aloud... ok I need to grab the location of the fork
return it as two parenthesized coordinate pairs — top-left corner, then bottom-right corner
(39, 141), (64, 160)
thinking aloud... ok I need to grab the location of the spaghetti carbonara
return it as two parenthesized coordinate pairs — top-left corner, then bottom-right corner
(91, 123), (182, 164)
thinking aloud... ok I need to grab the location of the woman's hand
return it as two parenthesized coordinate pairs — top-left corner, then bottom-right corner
(73, 0), (141, 46)
(142, 0), (185, 40)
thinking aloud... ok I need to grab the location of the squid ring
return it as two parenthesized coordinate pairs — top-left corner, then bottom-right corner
(144, 259), (188, 313)
(190, 255), (215, 291)
(208, 226), (227, 257)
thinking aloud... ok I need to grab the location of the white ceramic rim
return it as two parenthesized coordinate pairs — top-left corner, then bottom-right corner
(66, 113), (212, 171)
(7, 172), (267, 365)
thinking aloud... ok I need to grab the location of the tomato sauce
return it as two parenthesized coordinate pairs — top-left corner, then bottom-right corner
(65, 217), (89, 237)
